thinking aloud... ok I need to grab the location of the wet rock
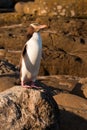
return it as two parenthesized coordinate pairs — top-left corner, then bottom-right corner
(0, 86), (60, 130)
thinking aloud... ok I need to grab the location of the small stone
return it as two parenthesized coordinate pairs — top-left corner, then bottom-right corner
(70, 10), (75, 17)
(57, 5), (62, 10)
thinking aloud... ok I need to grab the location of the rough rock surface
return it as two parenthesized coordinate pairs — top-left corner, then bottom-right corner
(0, 86), (60, 130)
(0, 59), (17, 74)
(0, 16), (87, 77)
(38, 75), (87, 130)
(0, 2), (87, 130)
(14, 0), (87, 17)
(1, 74), (87, 130)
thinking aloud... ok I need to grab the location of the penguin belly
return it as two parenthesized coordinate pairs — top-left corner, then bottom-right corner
(21, 37), (42, 82)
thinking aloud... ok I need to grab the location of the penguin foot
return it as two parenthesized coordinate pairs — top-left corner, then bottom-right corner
(21, 81), (41, 89)
(21, 81), (32, 88)
(31, 81), (42, 89)
(23, 85), (32, 88)
(31, 85), (41, 89)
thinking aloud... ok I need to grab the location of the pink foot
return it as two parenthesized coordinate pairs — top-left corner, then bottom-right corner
(21, 81), (41, 89)
(23, 85), (32, 88)
(31, 81), (41, 89)
(21, 81), (32, 88)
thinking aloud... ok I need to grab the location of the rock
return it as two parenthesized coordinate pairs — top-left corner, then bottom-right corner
(23, 2), (39, 15)
(0, 74), (18, 92)
(0, 15), (87, 77)
(0, 86), (60, 130)
(81, 84), (87, 98)
(0, 49), (6, 59)
(71, 77), (87, 98)
(0, 60), (17, 74)
(37, 75), (79, 94)
(70, 10), (75, 17)
(54, 93), (87, 130)
(40, 46), (85, 76)
(14, 2), (25, 14)
(14, 0), (87, 17)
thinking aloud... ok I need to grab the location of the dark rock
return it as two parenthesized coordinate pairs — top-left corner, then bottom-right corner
(0, 60), (17, 74)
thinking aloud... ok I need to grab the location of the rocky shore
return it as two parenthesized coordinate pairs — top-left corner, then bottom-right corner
(0, 14), (87, 77)
(0, 0), (87, 129)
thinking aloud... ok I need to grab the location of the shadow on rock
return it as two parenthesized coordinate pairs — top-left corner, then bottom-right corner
(60, 109), (87, 130)
(35, 80), (62, 96)
(71, 82), (85, 98)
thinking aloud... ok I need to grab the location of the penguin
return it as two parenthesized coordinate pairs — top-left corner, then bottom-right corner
(20, 23), (47, 88)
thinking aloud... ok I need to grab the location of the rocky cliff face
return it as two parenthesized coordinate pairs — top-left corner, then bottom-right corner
(0, 86), (60, 130)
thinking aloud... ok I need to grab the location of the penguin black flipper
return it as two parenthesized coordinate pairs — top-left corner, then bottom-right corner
(22, 44), (27, 57)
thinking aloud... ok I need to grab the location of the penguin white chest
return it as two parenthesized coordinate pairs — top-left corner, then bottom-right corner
(27, 36), (42, 65)
(27, 32), (42, 65)
(21, 32), (42, 82)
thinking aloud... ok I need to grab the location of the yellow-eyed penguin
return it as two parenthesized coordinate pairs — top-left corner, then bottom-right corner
(20, 23), (47, 88)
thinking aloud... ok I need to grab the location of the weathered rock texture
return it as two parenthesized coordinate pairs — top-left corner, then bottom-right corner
(0, 86), (60, 130)
(0, 60), (17, 74)
(37, 75), (87, 130)
(0, 16), (87, 77)
(15, 0), (87, 17)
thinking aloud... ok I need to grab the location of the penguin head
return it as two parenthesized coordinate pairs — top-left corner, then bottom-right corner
(26, 23), (47, 40)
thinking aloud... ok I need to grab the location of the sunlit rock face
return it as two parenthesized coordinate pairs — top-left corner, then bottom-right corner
(0, 86), (60, 130)
(14, 0), (87, 17)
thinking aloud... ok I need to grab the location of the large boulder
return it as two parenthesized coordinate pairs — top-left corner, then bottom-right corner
(54, 93), (87, 130)
(0, 86), (60, 130)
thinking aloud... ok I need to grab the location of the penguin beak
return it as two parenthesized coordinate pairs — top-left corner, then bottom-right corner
(36, 24), (48, 32)
(38, 25), (48, 30)
(30, 24), (48, 32)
